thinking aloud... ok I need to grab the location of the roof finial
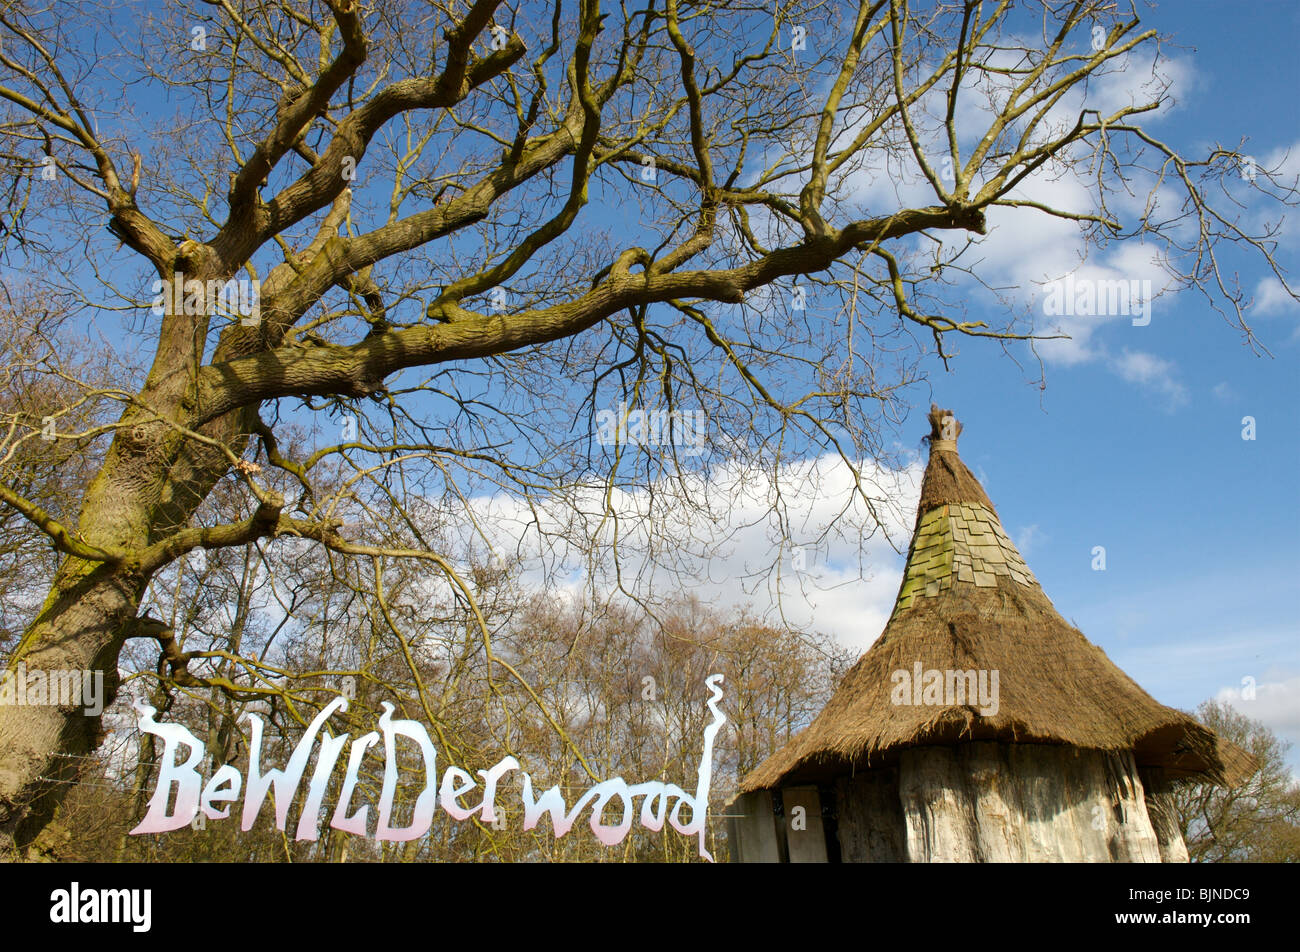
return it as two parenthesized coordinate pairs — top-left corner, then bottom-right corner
(927, 404), (960, 453)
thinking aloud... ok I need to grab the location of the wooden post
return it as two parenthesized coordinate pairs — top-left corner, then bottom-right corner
(781, 785), (828, 863)
(727, 790), (783, 863)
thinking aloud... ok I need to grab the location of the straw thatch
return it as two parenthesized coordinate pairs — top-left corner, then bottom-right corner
(740, 406), (1251, 794)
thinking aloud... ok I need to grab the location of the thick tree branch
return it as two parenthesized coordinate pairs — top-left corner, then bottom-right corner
(212, 2), (526, 267)
(196, 204), (987, 421)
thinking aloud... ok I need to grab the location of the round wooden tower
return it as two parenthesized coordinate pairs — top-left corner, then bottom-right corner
(728, 407), (1250, 863)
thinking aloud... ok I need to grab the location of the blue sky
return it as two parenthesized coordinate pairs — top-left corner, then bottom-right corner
(196, 2), (1300, 771)
(522, 1), (1300, 774)
(889, 1), (1300, 769)
(5, 2), (1294, 774)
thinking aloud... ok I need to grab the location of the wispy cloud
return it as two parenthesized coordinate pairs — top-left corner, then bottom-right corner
(1212, 381), (1238, 402)
(1014, 523), (1043, 557)
(1110, 349), (1189, 410)
(1252, 276), (1300, 329)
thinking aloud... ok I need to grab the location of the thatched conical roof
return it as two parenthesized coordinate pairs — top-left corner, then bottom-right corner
(740, 407), (1250, 792)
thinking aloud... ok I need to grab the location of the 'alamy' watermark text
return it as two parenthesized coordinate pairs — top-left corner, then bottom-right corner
(151, 272), (261, 325)
(1, 663), (104, 716)
(1042, 275), (1151, 326)
(594, 402), (705, 455)
(50, 883), (150, 933)
(890, 663), (999, 716)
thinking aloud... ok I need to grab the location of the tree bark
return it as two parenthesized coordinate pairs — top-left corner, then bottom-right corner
(0, 251), (247, 854)
(0, 560), (143, 851)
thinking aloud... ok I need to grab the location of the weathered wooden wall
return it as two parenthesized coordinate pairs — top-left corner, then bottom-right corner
(893, 743), (1163, 861)
(736, 743), (1190, 862)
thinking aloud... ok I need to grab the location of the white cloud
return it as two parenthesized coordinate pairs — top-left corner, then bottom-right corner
(1215, 673), (1300, 776)
(1252, 276), (1299, 317)
(458, 453), (923, 654)
(832, 45), (1213, 382)
(1110, 349), (1189, 409)
(1258, 141), (1300, 251)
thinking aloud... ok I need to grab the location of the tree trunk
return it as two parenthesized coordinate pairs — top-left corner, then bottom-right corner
(0, 251), (262, 853)
(0, 560), (144, 853)
(1, 439), (251, 852)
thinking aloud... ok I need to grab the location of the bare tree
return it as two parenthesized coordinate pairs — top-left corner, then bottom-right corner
(0, 0), (1294, 852)
(51, 583), (847, 862)
(1172, 700), (1300, 863)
